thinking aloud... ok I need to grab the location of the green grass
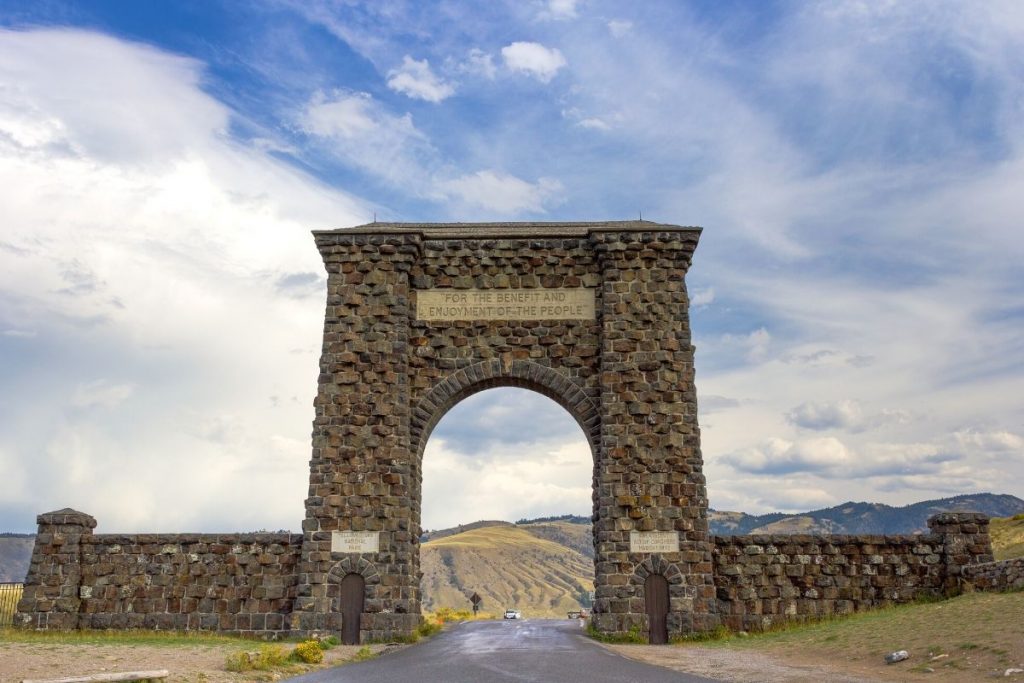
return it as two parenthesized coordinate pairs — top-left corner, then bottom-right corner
(585, 622), (647, 644)
(688, 590), (1024, 681)
(991, 513), (1024, 560)
(350, 645), (376, 662)
(0, 628), (261, 647)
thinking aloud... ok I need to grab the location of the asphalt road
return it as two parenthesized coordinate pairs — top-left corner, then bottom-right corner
(289, 618), (721, 683)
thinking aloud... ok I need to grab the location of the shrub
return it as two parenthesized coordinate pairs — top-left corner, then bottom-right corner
(431, 607), (472, 624)
(293, 639), (324, 664)
(225, 644), (290, 672)
(417, 620), (442, 638)
(352, 645), (376, 662)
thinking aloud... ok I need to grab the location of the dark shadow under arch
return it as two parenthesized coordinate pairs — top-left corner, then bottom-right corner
(410, 359), (601, 460)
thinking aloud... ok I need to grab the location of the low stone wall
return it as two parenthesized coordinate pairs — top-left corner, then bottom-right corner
(16, 510), (302, 637)
(16, 509), (1001, 639)
(963, 557), (1024, 592)
(713, 513), (994, 632)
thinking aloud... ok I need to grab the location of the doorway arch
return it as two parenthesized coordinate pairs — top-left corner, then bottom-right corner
(645, 573), (669, 644)
(339, 573), (364, 645)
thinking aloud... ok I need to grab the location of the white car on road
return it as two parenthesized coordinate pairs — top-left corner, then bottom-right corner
(503, 609), (521, 620)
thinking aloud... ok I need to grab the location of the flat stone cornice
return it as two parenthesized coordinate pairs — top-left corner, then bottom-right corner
(313, 220), (701, 240)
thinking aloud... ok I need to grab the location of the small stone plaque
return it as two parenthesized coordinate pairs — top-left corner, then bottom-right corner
(629, 531), (679, 553)
(416, 288), (596, 321)
(331, 531), (379, 554)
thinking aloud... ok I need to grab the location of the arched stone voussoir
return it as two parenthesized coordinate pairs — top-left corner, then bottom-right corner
(632, 557), (685, 586)
(410, 359), (601, 458)
(328, 557), (380, 584)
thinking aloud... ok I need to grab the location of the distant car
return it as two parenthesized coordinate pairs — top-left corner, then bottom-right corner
(503, 609), (521, 620)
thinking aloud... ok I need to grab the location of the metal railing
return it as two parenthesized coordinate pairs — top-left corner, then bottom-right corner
(0, 582), (23, 627)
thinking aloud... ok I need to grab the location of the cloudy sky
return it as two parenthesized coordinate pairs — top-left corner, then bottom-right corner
(1, 1), (1022, 534)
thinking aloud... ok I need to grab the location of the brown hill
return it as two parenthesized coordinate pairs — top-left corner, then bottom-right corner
(420, 524), (592, 618)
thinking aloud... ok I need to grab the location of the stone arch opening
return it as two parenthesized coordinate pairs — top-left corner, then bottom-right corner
(417, 383), (597, 616)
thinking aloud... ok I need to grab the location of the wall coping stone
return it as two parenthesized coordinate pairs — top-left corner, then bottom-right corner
(314, 220), (702, 239)
(88, 533), (303, 544)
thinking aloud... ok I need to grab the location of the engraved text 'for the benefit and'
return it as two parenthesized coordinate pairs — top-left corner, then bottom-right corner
(416, 288), (596, 321)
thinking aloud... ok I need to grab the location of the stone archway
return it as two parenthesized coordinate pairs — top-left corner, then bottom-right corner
(291, 221), (718, 641)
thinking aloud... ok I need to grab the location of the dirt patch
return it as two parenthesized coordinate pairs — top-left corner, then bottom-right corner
(0, 640), (396, 682)
(603, 643), (876, 682)
(600, 591), (1024, 683)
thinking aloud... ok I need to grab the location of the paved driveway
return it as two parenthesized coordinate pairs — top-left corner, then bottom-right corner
(289, 618), (720, 683)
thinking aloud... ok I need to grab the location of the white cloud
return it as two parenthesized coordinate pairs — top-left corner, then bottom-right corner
(578, 117), (610, 130)
(0, 28), (366, 532)
(786, 400), (911, 432)
(439, 169), (564, 214)
(607, 19), (632, 37)
(70, 380), (135, 410)
(299, 89), (434, 190)
(300, 90), (565, 214)
(787, 400), (864, 431)
(720, 327), (771, 363)
(457, 48), (497, 80)
(0, 28), (226, 164)
(690, 286), (715, 308)
(953, 428), (1024, 454)
(539, 0), (581, 21)
(501, 42), (567, 83)
(722, 436), (853, 475)
(423, 437), (592, 529)
(386, 55), (455, 102)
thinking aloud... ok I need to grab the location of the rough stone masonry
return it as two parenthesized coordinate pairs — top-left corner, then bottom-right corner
(16, 221), (1016, 642)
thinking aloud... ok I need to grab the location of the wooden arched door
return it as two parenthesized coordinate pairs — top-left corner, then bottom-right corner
(645, 573), (669, 644)
(340, 573), (365, 645)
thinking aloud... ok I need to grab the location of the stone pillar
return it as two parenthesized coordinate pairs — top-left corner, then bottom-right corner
(590, 229), (718, 638)
(928, 512), (993, 595)
(16, 508), (96, 630)
(293, 232), (421, 640)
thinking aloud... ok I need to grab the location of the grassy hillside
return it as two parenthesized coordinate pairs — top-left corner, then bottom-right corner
(420, 524), (593, 618)
(991, 513), (1024, 560)
(518, 520), (593, 558)
(609, 590), (1024, 683)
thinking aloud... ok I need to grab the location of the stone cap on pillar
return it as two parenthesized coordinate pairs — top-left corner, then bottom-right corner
(927, 512), (990, 531)
(37, 508), (97, 529)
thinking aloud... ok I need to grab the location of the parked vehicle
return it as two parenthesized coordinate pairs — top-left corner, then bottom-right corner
(503, 609), (521, 619)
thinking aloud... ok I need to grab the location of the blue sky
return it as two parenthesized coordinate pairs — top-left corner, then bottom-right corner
(0, 1), (1022, 533)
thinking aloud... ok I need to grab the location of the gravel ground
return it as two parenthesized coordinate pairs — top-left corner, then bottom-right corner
(601, 643), (881, 683)
(0, 641), (395, 683)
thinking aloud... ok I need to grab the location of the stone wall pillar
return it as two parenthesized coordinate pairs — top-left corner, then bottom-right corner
(293, 232), (421, 640)
(16, 508), (96, 629)
(928, 512), (993, 595)
(590, 229), (718, 638)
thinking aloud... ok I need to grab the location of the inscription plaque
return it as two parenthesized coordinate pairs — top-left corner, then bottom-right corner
(416, 288), (596, 321)
(331, 531), (379, 554)
(629, 531), (679, 553)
